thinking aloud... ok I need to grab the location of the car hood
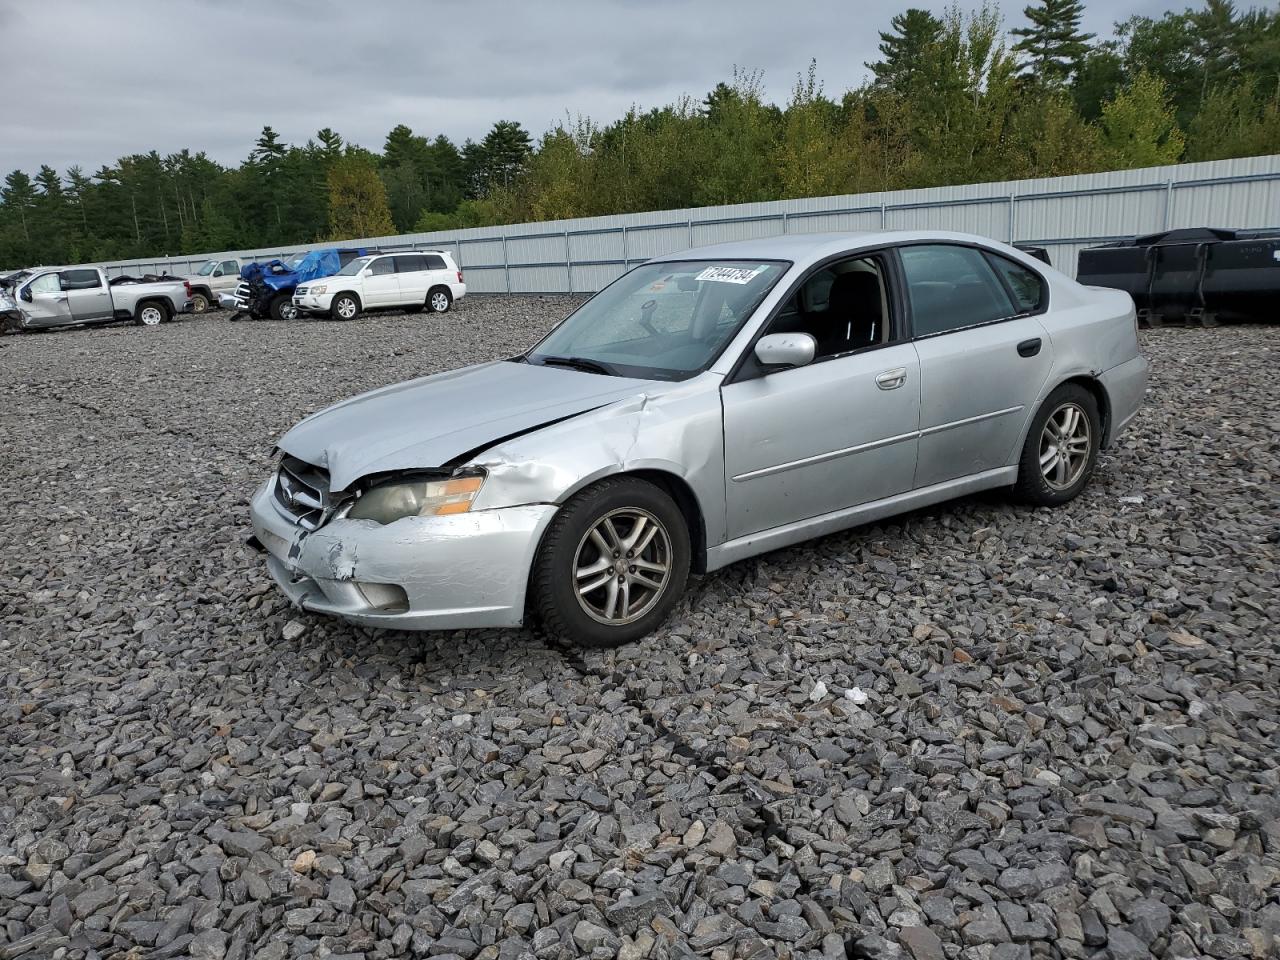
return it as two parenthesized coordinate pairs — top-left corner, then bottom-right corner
(277, 360), (653, 491)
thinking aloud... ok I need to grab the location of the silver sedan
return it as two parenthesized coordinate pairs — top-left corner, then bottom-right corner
(249, 231), (1148, 647)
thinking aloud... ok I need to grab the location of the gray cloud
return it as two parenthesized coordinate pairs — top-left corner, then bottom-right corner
(1, 0), (1173, 176)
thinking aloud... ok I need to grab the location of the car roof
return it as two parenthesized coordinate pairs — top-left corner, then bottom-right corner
(648, 230), (1025, 266)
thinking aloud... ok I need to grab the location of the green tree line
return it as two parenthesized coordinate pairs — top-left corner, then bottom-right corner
(2, 0), (1277, 269)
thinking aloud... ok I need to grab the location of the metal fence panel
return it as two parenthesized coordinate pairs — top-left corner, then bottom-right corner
(568, 230), (624, 263)
(626, 225), (693, 260)
(885, 200), (1010, 239)
(509, 265), (570, 293)
(84, 155), (1280, 287)
(692, 216), (785, 246)
(786, 209), (882, 234)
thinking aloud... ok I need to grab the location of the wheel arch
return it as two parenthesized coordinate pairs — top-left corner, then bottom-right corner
(134, 297), (171, 321)
(1056, 374), (1112, 448)
(537, 468), (709, 576)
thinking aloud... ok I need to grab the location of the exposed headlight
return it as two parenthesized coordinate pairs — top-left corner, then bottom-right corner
(311, 285), (327, 295)
(346, 474), (485, 524)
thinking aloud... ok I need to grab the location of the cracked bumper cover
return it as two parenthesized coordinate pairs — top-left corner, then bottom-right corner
(249, 480), (557, 630)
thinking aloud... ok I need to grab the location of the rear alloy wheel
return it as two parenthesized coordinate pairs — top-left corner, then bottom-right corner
(427, 288), (452, 313)
(1014, 383), (1101, 506)
(270, 293), (298, 321)
(533, 478), (690, 647)
(190, 292), (210, 313)
(135, 302), (168, 326)
(331, 293), (360, 322)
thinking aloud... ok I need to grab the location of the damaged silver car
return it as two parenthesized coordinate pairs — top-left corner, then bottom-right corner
(250, 231), (1148, 647)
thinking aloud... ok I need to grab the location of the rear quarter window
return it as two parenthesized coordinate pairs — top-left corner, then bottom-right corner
(986, 253), (1046, 313)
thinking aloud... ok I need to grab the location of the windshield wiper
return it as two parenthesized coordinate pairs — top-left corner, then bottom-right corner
(537, 355), (618, 376)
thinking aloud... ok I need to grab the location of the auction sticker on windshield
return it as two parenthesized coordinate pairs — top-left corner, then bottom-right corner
(696, 265), (767, 284)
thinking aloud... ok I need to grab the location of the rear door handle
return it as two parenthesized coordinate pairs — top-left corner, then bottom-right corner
(1017, 338), (1042, 357)
(876, 367), (907, 390)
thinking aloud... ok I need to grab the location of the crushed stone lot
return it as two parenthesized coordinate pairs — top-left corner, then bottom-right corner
(1, 298), (1277, 960)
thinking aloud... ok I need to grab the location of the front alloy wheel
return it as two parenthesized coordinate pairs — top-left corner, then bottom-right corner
(574, 508), (673, 625)
(331, 294), (359, 322)
(533, 477), (690, 647)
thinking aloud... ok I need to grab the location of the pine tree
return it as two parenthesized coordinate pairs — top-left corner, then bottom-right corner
(2, 170), (36, 243)
(1012, 0), (1095, 85)
(867, 8), (945, 91)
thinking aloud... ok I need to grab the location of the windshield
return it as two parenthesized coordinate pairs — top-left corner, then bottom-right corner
(526, 260), (787, 380)
(336, 257), (372, 277)
(194, 260), (217, 276)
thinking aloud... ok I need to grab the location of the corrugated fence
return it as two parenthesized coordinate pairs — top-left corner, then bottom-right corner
(96, 155), (1280, 290)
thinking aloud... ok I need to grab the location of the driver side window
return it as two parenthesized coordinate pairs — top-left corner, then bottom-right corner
(28, 273), (60, 296)
(763, 254), (893, 362)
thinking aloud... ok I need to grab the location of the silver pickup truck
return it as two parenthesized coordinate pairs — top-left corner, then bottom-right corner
(0, 266), (193, 332)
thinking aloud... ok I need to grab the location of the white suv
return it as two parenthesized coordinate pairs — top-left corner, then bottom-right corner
(293, 251), (465, 321)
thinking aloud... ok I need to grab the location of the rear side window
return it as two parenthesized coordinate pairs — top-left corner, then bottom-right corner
(60, 269), (102, 290)
(899, 244), (1014, 337)
(424, 254), (447, 270)
(394, 254), (426, 273)
(370, 258), (395, 276)
(986, 253), (1045, 313)
(220, 260), (238, 274)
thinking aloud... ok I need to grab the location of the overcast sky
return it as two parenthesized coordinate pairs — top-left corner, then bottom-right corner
(3, 0), (1176, 177)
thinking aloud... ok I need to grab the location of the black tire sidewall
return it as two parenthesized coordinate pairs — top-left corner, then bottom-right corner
(270, 294), (296, 322)
(1016, 383), (1101, 506)
(534, 478), (691, 648)
(331, 294), (360, 322)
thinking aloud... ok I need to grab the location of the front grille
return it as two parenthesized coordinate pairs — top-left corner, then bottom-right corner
(235, 281), (250, 299)
(295, 286), (308, 296)
(274, 455), (332, 530)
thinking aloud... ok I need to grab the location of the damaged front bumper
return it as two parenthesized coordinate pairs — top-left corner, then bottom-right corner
(249, 479), (557, 630)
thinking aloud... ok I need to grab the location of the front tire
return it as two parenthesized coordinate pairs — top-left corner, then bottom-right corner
(1014, 383), (1101, 506)
(331, 293), (360, 322)
(427, 287), (452, 313)
(190, 291), (210, 313)
(532, 478), (690, 648)
(270, 293), (298, 321)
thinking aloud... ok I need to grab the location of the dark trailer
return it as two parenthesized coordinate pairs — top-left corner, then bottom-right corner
(1077, 227), (1280, 326)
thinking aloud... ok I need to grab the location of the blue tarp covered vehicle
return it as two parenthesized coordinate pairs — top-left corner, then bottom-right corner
(230, 248), (371, 320)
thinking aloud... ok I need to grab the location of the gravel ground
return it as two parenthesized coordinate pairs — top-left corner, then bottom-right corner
(1, 300), (1277, 960)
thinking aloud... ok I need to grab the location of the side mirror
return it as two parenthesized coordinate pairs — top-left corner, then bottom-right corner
(755, 332), (816, 371)
(20, 285), (33, 302)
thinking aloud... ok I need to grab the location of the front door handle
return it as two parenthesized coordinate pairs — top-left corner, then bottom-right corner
(876, 367), (907, 390)
(1017, 337), (1042, 357)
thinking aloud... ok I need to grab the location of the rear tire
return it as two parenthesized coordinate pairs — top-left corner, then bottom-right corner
(331, 293), (360, 322)
(270, 293), (298, 321)
(532, 478), (690, 648)
(427, 287), (452, 313)
(1013, 383), (1101, 506)
(134, 301), (169, 326)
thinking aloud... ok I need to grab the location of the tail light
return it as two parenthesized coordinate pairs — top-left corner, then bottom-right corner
(457, 270), (464, 284)
(184, 281), (192, 298)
